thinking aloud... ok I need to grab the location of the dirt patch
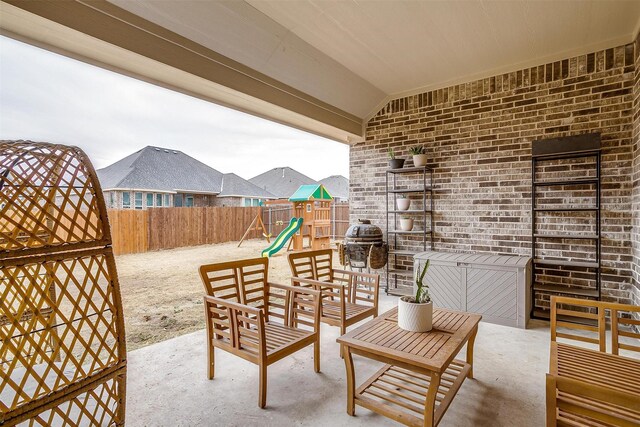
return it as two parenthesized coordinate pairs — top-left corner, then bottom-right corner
(115, 239), (319, 351)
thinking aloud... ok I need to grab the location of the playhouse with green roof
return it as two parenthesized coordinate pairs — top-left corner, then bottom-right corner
(288, 184), (333, 251)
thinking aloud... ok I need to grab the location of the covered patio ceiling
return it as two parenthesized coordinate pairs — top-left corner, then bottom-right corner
(1, 0), (640, 144)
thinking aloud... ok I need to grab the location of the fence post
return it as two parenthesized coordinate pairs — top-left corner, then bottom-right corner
(332, 203), (336, 239)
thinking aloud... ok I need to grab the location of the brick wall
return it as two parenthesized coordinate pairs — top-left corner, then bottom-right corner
(632, 33), (640, 314)
(212, 196), (244, 207)
(352, 42), (636, 309)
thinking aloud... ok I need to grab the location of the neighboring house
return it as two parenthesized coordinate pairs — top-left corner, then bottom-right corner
(249, 167), (317, 199)
(96, 146), (274, 209)
(318, 175), (349, 203)
(218, 173), (275, 207)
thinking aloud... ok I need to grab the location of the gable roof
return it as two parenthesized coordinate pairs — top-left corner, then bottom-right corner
(249, 167), (317, 199)
(96, 146), (223, 194)
(318, 175), (349, 200)
(289, 184), (333, 202)
(219, 173), (275, 199)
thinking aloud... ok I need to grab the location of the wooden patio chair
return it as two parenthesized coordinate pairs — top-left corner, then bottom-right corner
(199, 257), (321, 408)
(287, 249), (380, 338)
(546, 296), (640, 426)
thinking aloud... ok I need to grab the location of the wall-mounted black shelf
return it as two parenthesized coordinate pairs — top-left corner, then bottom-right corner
(385, 165), (434, 296)
(387, 188), (433, 193)
(534, 178), (599, 187)
(531, 133), (601, 321)
(533, 234), (599, 240)
(533, 207), (598, 212)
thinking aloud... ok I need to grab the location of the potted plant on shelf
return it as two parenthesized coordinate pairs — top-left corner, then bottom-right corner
(396, 195), (410, 211)
(398, 260), (433, 332)
(409, 145), (428, 167)
(388, 147), (405, 169)
(399, 215), (413, 231)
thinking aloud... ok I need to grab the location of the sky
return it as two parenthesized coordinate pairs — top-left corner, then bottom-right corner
(0, 36), (349, 181)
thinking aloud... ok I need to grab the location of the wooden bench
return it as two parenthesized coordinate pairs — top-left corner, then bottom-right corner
(547, 296), (640, 426)
(200, 257), (321, 408)
(288, 249), (380, 337)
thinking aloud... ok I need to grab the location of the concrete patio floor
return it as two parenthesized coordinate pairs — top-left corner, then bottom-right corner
(126, 294), (550, 426)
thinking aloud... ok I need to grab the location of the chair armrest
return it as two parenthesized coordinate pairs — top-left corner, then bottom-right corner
(269, 281), (321, 297)
(265, 282), (322, 330)
(271, 283), (321, 331)
(290, 276), (347, 321)
(290, 276), (347, 290)
(204, 295), (262, 316)
(203, 295), (266, 355)
(332, 269), (380, 308)
(333, 268), (380, 281)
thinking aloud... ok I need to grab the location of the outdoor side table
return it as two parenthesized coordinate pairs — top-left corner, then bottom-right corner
(336, 307), (481, 427)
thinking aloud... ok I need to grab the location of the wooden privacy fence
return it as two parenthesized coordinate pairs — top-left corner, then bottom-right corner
(107, 207), (261, 255)
(105, 205), (349, 255)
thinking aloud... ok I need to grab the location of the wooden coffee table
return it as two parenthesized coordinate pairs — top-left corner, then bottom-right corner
(336, 307), (481, 427)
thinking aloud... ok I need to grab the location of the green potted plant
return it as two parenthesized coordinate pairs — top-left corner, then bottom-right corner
(399, 215), (413, 231)
(388, 147), (405, 169)
(409, 145), (428, 167)
(398, 260), (432, 332)
(396, 194), (410, 211)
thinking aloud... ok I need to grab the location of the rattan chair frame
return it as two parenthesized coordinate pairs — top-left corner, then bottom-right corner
(0, 141), (126, 426)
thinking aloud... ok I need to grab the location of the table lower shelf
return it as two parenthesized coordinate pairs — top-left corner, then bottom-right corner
(355, 360), (470, 427)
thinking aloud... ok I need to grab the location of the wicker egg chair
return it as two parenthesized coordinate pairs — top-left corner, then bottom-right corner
(0, 141), (126, 426)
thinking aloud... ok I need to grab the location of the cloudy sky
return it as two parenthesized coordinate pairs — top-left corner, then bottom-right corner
(0, 36), (349, 181)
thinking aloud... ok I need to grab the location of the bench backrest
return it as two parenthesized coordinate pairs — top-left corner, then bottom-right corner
(550, 296), (640, 356)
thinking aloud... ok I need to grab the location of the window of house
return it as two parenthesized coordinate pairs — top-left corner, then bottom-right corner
(174, 194), (183, 207)
(146, 193), (154, 207)
(134, 192), (143, 209)
(109, 191), (115, 208)
(156, 193), (163, 207)
(164, 194), (171, 207)
(243, 198), (252, 207)
(185, 194), (194, 207)
(253, 199), (261, 207)
(122, 192), (131, 209)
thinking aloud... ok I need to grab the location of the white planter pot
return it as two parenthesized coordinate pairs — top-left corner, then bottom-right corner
(413, 154), (429, 167)
(399, 218), (414, 231)
(398, 297), (433, 332)
(396, 198), (410, 211)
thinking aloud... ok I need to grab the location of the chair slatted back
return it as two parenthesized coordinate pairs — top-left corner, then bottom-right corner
(611, 306), (640, 356)
(288, 249), (333, 282)
(200, 258), (268, 309)
(550, 296), (605, 352)
(551, 296), (640, 356)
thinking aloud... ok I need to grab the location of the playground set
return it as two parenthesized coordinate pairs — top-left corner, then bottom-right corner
(238, 184), (333, 257)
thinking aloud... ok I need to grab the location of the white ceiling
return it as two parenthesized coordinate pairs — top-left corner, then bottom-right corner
(247, 0), (640, 98)
(109, 0), (640, 120)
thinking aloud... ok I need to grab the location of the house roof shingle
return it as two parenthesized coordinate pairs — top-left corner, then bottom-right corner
(318, 175), (349, 200)
(249, 167), (317, 199)
(97, 146), (223, 193)
(219, 173), (275, 198)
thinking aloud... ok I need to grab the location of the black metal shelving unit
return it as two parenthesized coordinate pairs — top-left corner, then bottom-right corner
(531, 133), (601, 320)
(385, 166), (434, 295)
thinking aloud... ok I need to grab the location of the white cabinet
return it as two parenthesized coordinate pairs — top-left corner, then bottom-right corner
(414, 251), (532, 329)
